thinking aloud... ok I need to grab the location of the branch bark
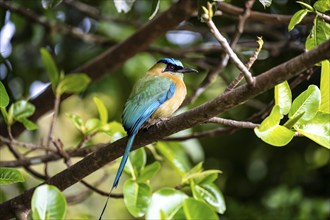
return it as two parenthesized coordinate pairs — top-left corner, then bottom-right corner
(1, 39), (329, 219)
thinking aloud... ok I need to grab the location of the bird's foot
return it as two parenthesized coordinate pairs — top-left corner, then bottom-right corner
(143, 117), (169, 130)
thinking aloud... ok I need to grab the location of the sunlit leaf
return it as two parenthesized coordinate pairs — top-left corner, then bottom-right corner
(183, 170), (221, 185)
(289, 85), (321, 121)
(306, 16), (330, 50)
(0, 81), (9, 108)
(313, 0), (330, 13)
(288, 9), (309, 31)
(297, 1), (314, 11)
(114, 0), (136, 13)
(66, 113), (84, 132)
(31, 184), (67, 220)
(137, 161), (161, 183)
(41, 0), (63, 9)
(146, 188), (188, 220)
(126, 148), (146, 177)
(0, 168), (24, 185)
(191, 182), (226, 214)
(295, 112), (330, 149)
(85, 118), (101, 134)
(93, 97), (108, 124)
(0, 107), (9, 125)
(13, 100), (35, 120)
(18, 118), (38, 130)
(149, 0), (160, 20)
(320, 60), (330, 113)
(275, 81), (292, 115)
(183, 198), (219, 220)
(101, 121), (126, 137)
(40, 48), (59, 91)
(56, 73), (90, 95)
(255, 106), (295, 146)
(259, 0), (272, 8)
(123, 180), (151, 218)
(156, 142), (191, 175)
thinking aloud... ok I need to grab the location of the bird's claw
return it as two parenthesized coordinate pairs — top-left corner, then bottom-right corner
(143, 117), (169, 130)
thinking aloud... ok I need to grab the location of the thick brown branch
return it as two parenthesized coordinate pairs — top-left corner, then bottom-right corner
(217, 2), (314, 25)
(1, 39), (329, 219)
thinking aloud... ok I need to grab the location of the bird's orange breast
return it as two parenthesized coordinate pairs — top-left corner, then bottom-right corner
(151, 72), (187, 119)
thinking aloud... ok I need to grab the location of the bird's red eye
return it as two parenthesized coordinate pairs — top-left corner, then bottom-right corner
(167, 64), (175, 71)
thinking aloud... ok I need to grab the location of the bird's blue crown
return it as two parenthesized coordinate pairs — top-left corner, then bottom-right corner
(158, 58), (183, 67)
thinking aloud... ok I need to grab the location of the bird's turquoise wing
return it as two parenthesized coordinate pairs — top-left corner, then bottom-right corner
(122, 75), (175, 134)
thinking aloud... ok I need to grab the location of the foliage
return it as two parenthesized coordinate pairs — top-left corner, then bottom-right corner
(0, 168), (24, 185)
(255, 83), (329, 149)
(0, 0), (329, 219)
(31, 184), (67, 220)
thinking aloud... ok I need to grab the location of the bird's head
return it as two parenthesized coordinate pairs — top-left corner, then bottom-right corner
(156, 58), (198, 75)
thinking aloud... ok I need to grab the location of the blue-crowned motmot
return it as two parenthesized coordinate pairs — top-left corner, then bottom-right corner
(99, 58), (197, 219)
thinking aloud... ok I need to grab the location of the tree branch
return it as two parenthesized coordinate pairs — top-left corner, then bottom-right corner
(1, 39), (329, 219)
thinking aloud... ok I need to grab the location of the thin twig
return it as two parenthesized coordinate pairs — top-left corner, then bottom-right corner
(207, 117), (259, 129)
(205, 16), (255, 86)
(6, 127), (47, 180)
(0, 143), (106, 167)
(216, 2), (314, 25)
(225, 36), (263, 92)
(46, 94), (60, 148)
(0, 135), (40, 149)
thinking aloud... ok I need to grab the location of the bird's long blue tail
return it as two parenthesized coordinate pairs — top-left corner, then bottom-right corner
(98, 133), (137, 220)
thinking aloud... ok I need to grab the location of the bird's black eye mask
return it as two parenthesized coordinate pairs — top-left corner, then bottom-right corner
(164, 64), (183, 72)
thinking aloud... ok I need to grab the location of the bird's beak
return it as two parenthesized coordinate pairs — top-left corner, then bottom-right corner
(177, 67), (198, 73)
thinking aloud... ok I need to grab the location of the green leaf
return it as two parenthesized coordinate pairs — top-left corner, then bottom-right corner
(13, 100), (35, 120)
(101, 121), (126, 137)
(146, 188), (188, 220)
(18, 118), (38, 130)
(284, 112), (304, 129)
(320, 60), (330, 113)
(0, 81), (9, 108)
(289, 85), (321, 121)
(275, 81), (292, 115)
(306, 16), (330, 50)
(255, 105), (295, 146)
(126, 148), (146, 177)
(295, 112), (330, 149)
(0, 168), (24, 185)
(288, 9), (309, 31)
(114, 0), (136, 13)
(85, 118), (101, 134)
(123, 179), (151, 218)
(31, 184), (67, 220)
(0, 107), (9, 125)
(41, 0), (63, 9)
(149, 0), (160, 20)
(156, 142), (191, 175)
(297, 1), (314, 11)
(191, 182), (226, 214)
(66, 113), (84, 133)
(183, 170), (221, 185)
(259, 0), (272, 8)
(137, 161), (161, 183)
(40, 48), (59, 91)
(313, 0), (330, 13)
(56, 73), (90, 95)
(93, 97), (108, 124)
(183, 198), (219, 220)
